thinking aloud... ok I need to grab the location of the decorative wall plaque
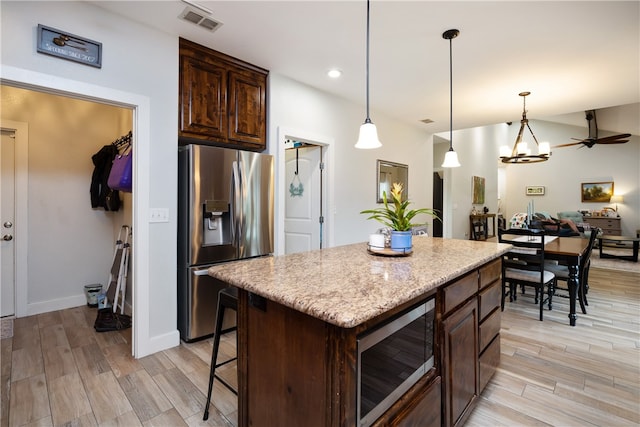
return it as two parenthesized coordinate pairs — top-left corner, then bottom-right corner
(37, 24), (102, 68)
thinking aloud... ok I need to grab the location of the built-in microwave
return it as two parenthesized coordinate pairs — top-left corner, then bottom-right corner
(356, 297), (436, 427)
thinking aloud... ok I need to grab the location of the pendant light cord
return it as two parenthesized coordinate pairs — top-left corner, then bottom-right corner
(365, 0), (371, 123)
(448, 35), (453, 149)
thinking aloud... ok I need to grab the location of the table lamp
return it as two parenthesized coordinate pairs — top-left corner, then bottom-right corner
(610, 195), (623, 212)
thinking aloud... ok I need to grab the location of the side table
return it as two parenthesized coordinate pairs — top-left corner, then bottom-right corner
(469, 213), (496, 241)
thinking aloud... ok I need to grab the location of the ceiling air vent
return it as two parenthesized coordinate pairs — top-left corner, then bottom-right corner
(179, 7), (223, 33)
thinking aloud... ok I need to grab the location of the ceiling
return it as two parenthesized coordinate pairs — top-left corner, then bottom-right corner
(91, 1), (640, 136)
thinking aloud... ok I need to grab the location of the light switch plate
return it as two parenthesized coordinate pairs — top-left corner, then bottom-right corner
(149, 208), (169, 223)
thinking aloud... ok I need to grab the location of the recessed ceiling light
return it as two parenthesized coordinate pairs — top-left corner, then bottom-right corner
(327, 69), (342, 78)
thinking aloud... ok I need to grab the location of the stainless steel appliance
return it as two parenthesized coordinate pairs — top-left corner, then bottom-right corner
(357, 298), (436, 427)
(178, 144), (274, 342)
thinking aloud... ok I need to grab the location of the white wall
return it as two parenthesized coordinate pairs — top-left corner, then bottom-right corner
(437, 115), (639, 239)
(1, 0), (179, 356)
(2, 1), (637, 357)
(435, 124), (508, 240)
(502, 119), (639, 236)
(1, 1), (434, 357)
(269, 73), (434, 246)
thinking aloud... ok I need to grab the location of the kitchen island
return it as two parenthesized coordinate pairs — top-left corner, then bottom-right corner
(208, 237), (511, 427)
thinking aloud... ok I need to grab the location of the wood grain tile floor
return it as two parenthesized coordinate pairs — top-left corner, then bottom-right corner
(1, 267), (638, 426)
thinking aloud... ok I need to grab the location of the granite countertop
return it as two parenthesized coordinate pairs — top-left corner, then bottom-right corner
(208, 237), (511, 328)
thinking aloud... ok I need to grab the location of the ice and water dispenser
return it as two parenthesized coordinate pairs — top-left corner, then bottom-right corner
(203, 200), (231, 246)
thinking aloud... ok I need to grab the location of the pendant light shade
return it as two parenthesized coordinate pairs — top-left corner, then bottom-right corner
(441, 29), (461, 168)
(356, 119), (382, 149)
(442, 148), (461, 168)
(355, 0), (382, 149)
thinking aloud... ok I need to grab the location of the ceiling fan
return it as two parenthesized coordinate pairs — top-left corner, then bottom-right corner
(553, 110), (631, 149)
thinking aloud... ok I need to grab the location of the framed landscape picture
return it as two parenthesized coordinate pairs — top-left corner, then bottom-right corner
(581, 181), (613, 202)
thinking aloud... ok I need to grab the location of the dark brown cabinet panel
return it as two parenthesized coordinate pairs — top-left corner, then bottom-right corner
(477, 261), (502, 395)
(479, 335), (500, 391)
(228, 71), (266, 146)
(180, 56), (227, 139)
(179, 38), (268, 151)
(441, 298), (478, 427)
(393, 376), (441, 427)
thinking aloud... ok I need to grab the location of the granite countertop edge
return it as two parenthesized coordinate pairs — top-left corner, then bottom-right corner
(208, 237), (511, 328)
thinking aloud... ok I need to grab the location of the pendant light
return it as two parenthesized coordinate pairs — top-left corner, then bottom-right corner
(441, 29), (461, 168)
(355, 0), (382, 149)
(499, 92), (551, 164)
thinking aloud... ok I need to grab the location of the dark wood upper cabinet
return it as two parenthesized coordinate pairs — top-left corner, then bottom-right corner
(179, 38), (268, 151)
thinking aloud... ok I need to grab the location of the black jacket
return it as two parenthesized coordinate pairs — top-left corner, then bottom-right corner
(90, 144), (120, 211)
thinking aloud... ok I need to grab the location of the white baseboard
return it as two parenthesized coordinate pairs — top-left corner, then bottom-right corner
(137, 330), (180, 358)
(27, 294), (87, 316)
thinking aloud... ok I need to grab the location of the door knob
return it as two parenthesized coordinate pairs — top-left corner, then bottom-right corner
(2, 235), (12, 241)
(3, 221), (12, 228)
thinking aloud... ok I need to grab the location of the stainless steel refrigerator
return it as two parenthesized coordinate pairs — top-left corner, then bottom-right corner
(178, 144), (274, 342)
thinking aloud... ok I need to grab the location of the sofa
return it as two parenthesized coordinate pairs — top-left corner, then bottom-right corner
(556, 211), (584, 225)
(508, 211), (583, 237)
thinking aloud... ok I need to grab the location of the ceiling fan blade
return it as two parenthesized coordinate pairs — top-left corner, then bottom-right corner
(595, 133), (632, 143)
(553, 142), (584, 148)
(596, 140), (628, 145)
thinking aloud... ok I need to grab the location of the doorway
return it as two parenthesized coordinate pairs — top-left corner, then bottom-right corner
(1, 85), (133, 316)
(0, 65), (154, 357)
(432, 171), (444, 237)
(284, 142), (323, 254)
(276, 127), (334, 256)
(1, 128), (17, 317)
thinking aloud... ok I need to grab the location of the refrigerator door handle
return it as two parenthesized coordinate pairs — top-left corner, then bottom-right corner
(231, 160), (241, 244)
(193, 269), (211, 276)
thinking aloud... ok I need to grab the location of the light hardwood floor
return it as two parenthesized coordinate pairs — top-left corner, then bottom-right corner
(2, 267), (638, 426)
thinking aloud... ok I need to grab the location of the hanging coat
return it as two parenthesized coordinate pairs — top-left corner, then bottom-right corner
(90, 144), (120, 211)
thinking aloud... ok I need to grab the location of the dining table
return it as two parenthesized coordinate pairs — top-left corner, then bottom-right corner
(543, 236), (591, 326)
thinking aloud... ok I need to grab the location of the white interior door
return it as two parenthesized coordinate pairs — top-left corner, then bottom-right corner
(284, 146), (321, 254)
(1, 130), (16, 317)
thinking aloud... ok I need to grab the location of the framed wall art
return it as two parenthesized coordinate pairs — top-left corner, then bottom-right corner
(472, 176), (485, 204)
(581, 181), (613, 202)
(525, 186), (545, 196)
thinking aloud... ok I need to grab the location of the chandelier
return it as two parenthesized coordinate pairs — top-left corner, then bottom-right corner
(499, 92), (551, 164)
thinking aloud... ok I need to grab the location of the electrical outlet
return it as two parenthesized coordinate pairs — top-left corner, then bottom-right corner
(149, 208), (169, 223)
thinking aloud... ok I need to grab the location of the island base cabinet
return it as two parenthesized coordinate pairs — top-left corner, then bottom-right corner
(479, 334), (500, 391)
(239, 292), (338, 427)
(388, 376), (441, 427)
(441, 298), (479, 427)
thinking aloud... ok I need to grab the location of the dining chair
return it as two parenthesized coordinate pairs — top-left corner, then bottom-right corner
(499, 228), (556, 321)
(544, 227), (600, 314)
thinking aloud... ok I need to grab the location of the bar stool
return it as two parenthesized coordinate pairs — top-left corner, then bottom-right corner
(203, 287), (238, 421)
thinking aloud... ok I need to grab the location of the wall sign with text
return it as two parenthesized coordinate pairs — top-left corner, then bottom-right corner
(37, 25), (102, 68)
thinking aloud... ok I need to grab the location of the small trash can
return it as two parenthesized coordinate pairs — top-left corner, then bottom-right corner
(84, 284), (102, 307)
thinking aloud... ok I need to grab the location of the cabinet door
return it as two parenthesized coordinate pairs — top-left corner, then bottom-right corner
(442, 298), (478, 427)
(179, 56), (228, 140)
(228, 70), (267, 149)
(393, 376), (441, 427)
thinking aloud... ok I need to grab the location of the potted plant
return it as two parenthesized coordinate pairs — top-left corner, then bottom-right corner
(360, 182), (440, 252)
